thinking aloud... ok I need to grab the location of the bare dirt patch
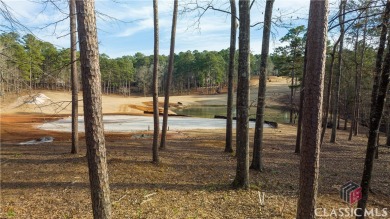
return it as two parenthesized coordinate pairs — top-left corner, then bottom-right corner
(1, 78), (388, 218)
(0, 77), (290, 116)
(1, 114), (389, 218)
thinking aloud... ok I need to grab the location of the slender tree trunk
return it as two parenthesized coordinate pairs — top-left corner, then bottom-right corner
(251, 0), (274, 170)
(349, 32), (360, 140)
(75, 0), (111, 218)
(320, 41), (338, 145)
(296, 0), (328, 218)
(387, 92), (390, 146)
(295, 46), (307, 154)
(29, 60), (32, 91)
(290, 54), (296, 124)
(152, 0), (160, 163)
(330, 0), (346, 143)
(160, 0), (178, 150)
(225, 0), (237, 153)
(386, 115), (390, 146)
(232, 0), (250, 189)
(354, 16), (367, 136)
(337, 109), (341, 129)
(344, 89), (348, 130)
(357, 2), (390, 217)
(70, 0), (79, 154)
(354, 25), (366, 135)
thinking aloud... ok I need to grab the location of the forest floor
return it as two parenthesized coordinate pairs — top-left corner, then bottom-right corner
(1, 77), (390, 218)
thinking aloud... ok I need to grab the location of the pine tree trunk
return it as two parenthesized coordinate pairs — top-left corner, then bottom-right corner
(296, 1), (328, 218)
(290, 58), (295, 124)
(386, 116), (390, 146)
(232, 0), (250, 189)
(70, 0), (79, 154)
(357, 2), (390, 217)
(295, 46), (307, 153)
(225, 0), (237, 153)
(344, 89), (348, 130)
(330, 0), (346, 143)
(75, 0), (112, 217)
(160, 0), (178, 150)
(354, 18), (367, 136)
(355, 22), (367, 135)
(320, 41), (338, 145)
(349, 32), (360, 140)
(152, 0), (160, 163)
(251, 0), (274, 170)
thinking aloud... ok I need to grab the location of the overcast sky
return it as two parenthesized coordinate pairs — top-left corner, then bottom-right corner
(1, 0), (317, 58)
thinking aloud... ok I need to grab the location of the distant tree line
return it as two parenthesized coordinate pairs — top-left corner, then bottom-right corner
(0, 33), (72, 93)
(0, 32), (277, 97)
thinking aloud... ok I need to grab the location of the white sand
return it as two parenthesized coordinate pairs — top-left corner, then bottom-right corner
(37, 115), (268, 132)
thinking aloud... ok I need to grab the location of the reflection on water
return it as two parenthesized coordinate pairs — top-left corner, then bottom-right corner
(174, 105), (290, 124)
(175, 106), (230, 118)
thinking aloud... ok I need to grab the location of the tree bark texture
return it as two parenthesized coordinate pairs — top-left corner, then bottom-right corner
(152, 0), (160, 163)
(160, 0), (178, 150)
(295, 45), (307, 154)
(225, 0), (237, 153)
(70, 0), (79, 154)
(357, 2), (390, 218)
(251, 0), (274, 170)
(75, 0), (112, 218)
(232, 0), (250, 189)
(296, 1), (328, 218)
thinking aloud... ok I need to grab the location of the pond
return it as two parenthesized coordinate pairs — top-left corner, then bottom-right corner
(174, 105), (290, 124)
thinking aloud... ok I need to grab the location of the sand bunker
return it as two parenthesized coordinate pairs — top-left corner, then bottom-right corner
(37, 115), (267, 132)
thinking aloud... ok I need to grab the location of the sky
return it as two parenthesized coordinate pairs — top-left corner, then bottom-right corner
(1, 0), (315, 58)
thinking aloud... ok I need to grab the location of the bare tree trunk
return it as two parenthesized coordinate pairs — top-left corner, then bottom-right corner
(337, 109), (341, 129)
(387, 116), (390, 146)
(152, 0), (160, 163)
(354, 16), (367, 136)
(330, 0), (346, 143)
(296, 0), (328, 218)
(295, 46), (307, 154)
(128, 80), (131, 96)
(357, 2), (390, 217)
(232, 0), (250, 189)
(225, 0), (237, 153)
(75, 0), (111, 218)
(290, 59), (295, 124)
(344, 89), (348, 130)
(160, 0), (178, 150)
(70, 0), (79, 154)
(349, 32), (360, 140)
(251, 0), (274, 170)
(320, 42), (338, 145)
(387, 93), (390, 146)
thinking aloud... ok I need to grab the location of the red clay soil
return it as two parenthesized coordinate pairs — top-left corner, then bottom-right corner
(0, 113), (389, 218)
